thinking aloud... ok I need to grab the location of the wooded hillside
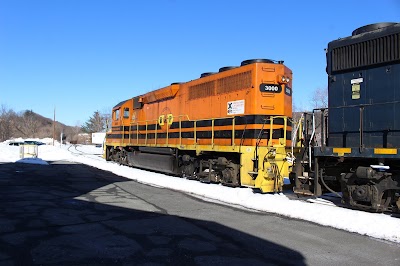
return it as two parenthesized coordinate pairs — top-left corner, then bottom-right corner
(0, 106), (82, 142)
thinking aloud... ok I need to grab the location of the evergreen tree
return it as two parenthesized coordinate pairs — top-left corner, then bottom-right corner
(81, 111), (106, 133)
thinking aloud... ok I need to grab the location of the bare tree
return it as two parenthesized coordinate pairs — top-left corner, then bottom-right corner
(22, 110), (41, 137)
(63, 121), (83, 143)
(310, 87), (328, 109)
(0, 105), (18, 141)
(307, 87), (329, 146)
(0, 106), (91, 142)
(101, 107), (112, 131)
(11, 110), (41, 138)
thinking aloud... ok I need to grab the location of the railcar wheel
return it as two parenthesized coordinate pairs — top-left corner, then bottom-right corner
(381, 192), (392, 211)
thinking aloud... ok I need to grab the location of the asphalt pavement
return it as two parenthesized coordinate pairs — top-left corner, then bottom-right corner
(0, 161), (399, 265)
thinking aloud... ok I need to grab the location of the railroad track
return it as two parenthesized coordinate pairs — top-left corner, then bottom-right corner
(67, 144), (104, 159)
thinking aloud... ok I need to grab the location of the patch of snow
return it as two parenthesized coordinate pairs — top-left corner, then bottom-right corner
(16, 158), (49, 165)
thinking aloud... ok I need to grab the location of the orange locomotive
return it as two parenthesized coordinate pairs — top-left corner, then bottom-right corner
(105, 59), (296, 192)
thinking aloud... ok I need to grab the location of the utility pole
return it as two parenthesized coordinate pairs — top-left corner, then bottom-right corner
(53, 107), (56, 146)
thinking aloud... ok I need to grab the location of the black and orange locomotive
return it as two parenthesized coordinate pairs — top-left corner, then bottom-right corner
(105, 59), (295, 194)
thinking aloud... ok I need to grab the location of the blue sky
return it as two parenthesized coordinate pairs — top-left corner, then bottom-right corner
(1, 0), (399, 126)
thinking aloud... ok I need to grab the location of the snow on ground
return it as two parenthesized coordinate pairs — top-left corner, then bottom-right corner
(1, 139), (400, 244)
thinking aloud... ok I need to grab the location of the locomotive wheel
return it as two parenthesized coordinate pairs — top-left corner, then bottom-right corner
(106, 147), (113, 161)
(181, 163), (196, 180)
(119, 150), (128, 165)
(221, 166), (240, 187)
(114, 151), (121, 164)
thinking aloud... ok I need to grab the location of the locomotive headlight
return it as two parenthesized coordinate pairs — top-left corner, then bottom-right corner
(277, 75), (289, 84)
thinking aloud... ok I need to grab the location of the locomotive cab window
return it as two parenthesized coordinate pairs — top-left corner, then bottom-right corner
(123, 108), (130, 118)
(114, 109), (120, 120)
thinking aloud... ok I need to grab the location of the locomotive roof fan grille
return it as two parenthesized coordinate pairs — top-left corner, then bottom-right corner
(331, 23), (400, 72)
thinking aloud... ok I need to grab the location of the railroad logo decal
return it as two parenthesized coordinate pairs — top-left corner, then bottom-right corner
(227, 100), (245, 115)
(158, 114), (173, 126)
(167, 114), (173, 125)
(285, 86), (292, 96)
(260, 83), (282, 93)
(158, 107), (173, 127)
(158, 115), (165, 126)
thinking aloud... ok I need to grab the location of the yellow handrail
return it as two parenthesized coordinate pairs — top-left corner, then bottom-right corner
(268, 116), (288, 146)
(128, 125), (131, 144)
(166, 119), (169, 145)
(179, 117), (182, 146)
(125, 115), (290, 148)
(155, 120), (158, 145)
(211, 119), (215, 147)
(232, 117), (235, 147)
(145, 121), (148, 145)
(194, 120), (197, 145)
(136, 122), (139, 144)
(122, 125), (124, 146)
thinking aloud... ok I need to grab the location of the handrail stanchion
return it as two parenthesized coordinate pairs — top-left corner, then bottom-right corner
(179, 116), (182, 146)
(194, 121), (197, 145)
(232, 117), (235, 147)
(122, 125), (124, 146)
(283, 116), (287, 145)
(269, 117), (274, 146)
(211, 119), (215, 147)
(155, 119), (158, 145)
(136, 123), (139, 144)
(166, 119), (169, 146)
(128, 124), (131, 144)
(145, 122), (148, 145)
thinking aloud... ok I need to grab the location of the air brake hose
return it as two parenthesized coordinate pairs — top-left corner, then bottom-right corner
(320, 171), (342, 198)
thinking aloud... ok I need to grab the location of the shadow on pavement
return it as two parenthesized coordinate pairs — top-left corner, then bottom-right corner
(0, 161), (306, 265)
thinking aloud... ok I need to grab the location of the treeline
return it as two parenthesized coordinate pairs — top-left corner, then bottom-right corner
(0, 105), (110, 143)
(1, 87), (327, 143)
